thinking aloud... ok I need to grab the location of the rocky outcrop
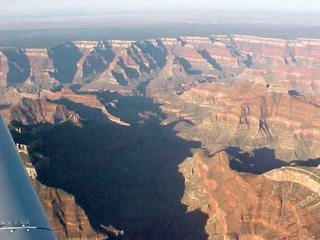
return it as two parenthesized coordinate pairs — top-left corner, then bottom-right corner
(0, 51), (8, 86)
(1, 87), (129, 126)
(160, 81), (320, 162)
(23, 48), (60, 92)
(16, 143), (28, 154)
(18, 152), (106, 240)
(1, 97), (76, 125)
(36, 184), (106, 240)
(180, 149), (320, 239)
(0, 35), (319, 95)
(264, 167), (320, 193)
(22, 134), (100, 239)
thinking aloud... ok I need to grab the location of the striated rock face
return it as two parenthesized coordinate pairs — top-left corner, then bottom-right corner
(1, 34), (320, 240)
(1, 87), (129, 126)
(180, 150), (320, 239)
(0, 35), (318, 95)
(2, 97), (75, 125)
(0, 52), (8, 86)
(264, 167), (320, 193)
(162, 81), (320, 162)
(36, 184), (106, 240)
(22, 48), (61, 92)
(18, 152), (106, 240)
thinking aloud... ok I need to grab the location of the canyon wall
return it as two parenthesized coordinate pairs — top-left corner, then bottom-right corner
(180, 149), (320, 239)
(0, 35), (319, 95)
(1, 35), (320, 239)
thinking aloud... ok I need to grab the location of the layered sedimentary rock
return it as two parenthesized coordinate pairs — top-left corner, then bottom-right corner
(1, 35), (319, 95)
(18, 152), (106, 240)
(1, 34), (320, 240)
(161, 81), (320, 162)
(1, 95), (76, 125)
(0, 51), (8, 86)
(180, 149), (320, 239)
(1, 87), (129, 126)
(38, 185), (106, 240)
(23, 48), (60, 92)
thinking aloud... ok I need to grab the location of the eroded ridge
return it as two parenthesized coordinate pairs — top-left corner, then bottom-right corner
(264, 166), (320, 193)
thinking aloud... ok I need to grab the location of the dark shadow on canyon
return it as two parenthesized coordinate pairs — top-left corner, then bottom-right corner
(14, 94), (208, 240)
(95, 91), (167, 126)
(290, 158), (320, 167)
(49, 98), (111, 123)
(48, 42), (83, 84)
(2, 49), (30, 86)
(226, 147), (289, 174)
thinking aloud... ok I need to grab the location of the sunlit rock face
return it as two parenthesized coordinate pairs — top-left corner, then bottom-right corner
(0, 52), (8, 87)
(18, 153), (106, 240)
(163, 81), (320, 162)
(1, 35), (320, 95)
(180, 150), (320, 239)
(1, 34), (320, 240)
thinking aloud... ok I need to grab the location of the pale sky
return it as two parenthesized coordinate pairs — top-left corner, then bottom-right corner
(0, 0), (320, 16)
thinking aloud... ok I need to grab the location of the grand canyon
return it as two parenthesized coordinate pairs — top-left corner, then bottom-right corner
(1, 34), (320, 239)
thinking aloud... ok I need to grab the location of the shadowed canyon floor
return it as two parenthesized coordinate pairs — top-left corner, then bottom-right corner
(1, 34), (320, 239)
(10, 96), (208, 240)
(226, 147), (288, 174)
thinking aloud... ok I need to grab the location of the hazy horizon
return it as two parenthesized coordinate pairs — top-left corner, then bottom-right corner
(0, 1), (319, 37)
(0, 10), (319, 31)
(1, 0), (320, 17)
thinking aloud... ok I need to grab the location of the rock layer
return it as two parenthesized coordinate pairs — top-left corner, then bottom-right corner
(0, 35), (319, 95)
(162, 81), (320, 162)
(18, 153), (106, 240)
(180, 150), (320, 239)
(1, 34), (320, 240)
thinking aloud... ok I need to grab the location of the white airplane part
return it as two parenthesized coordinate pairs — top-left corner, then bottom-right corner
(0, 113), (58, 240)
